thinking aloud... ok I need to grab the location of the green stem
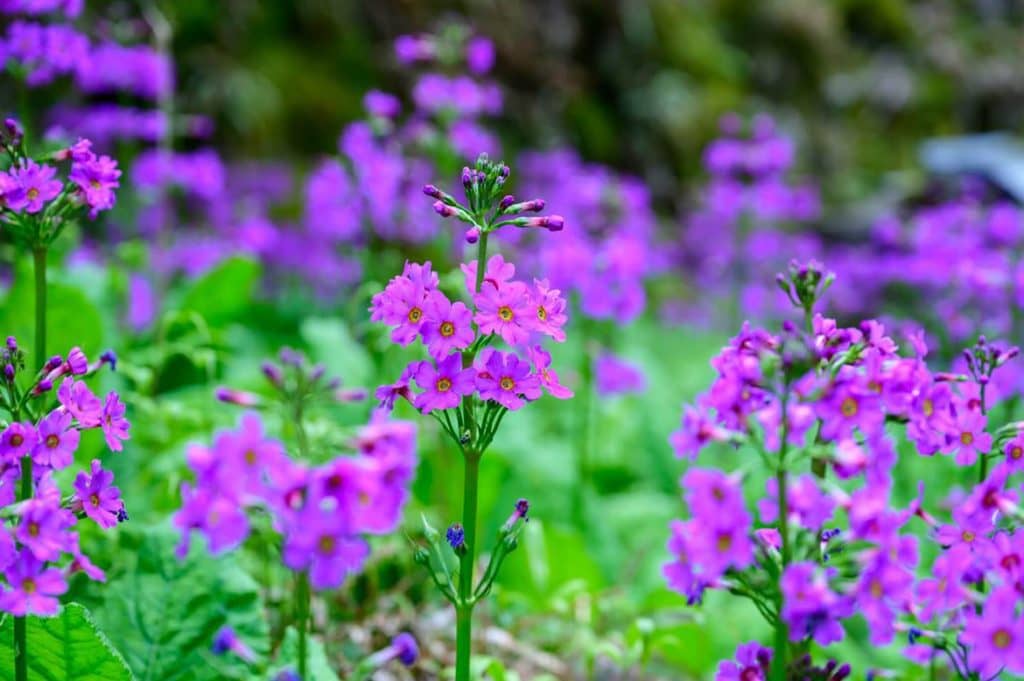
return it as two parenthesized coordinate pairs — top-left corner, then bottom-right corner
(455, 451), (481, 681)
(573, 322), (593, 526)
(33, 247), (46, 369)
(296, 571), (310, 681)
(15, 248), (47, 681)
(770, 395), (791, 681)
(474, 232), (489, 293)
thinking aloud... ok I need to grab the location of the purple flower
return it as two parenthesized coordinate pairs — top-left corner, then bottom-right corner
(370, 273), (430, 346)
(7, 160), (61, 213)
(70, 150), (121, 218)
(32, 409), (79, 469)
(526, 345), (572, 399)
(594, 353), (646, 396)
(780, 562), (852, 646)
(100, 391), (130, 451)
(465, 36), (495, 74)
(758, 474), (836, 531)
(474, 280), (533, 345)
(715, 641), (771, 681)
(363, 90), (401, 118)
(446, 523), (466, 552)
(461, 254), (515, 293)
(961, 587), (1024, 677)
(476, 351), (541, 411)
(64, 346), (88, 375)
(527, 279), (567, 342)
(413, 354), (476, 413)
(0, 422), (36, 461)
(421, 291), (475, 360)
(173, 483), (250, 558)
(73, 459), (123, 529)
(375, 363), (417, 413)
(281, 493), (369, 590)
(57, 377), (102, 426)
(669, 406), (730, 460)
(1004, 433), (1024, 472)
(947, 407), (992, 466)
(16, 500), (67, 561)
(0, 550), (67, 616)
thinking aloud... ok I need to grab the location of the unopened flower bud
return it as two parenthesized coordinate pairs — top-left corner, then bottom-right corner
(214, 387), (261, 407)
(3, 365), (14, 381)
(261, 361), (283, 386)
(446, 523), (467, 555)
(34, 378), (53, 394)
(434, 201), (457, 218)
(4, 118), (23, 146)
(499, 195), (515, 210)
(99, 349), (117, 371)
(422, 184), (443, 199)
(464, 227), (480, 244)
(45, 355), (63, 372)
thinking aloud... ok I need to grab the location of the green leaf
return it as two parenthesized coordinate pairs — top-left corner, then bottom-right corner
(300, 317), (372, 387)
(92, 526), (269, 681)
(0, 603), (134, 681)
(179, 257), (261, 326)
(0, 258), (104, 367)
(272, 626), (339, 681)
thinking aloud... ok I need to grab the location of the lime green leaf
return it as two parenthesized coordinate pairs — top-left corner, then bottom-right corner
(180, 257), (261, 326)
(92, 527), (268, 681)
(272, 626), (340, 681)
(0, 258), (104, 366)
(300, 317), (371, 387)
(0, 603), (134, 681)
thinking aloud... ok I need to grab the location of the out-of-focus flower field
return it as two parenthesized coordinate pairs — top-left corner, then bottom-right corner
(2, 2), (1024, 680)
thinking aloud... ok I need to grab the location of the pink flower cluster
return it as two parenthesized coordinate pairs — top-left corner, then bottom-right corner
(0, 341), (128, 616)
(371, 255), (571, 413)
(174, 412), (417, 591)
(665, 282), (1024, 676)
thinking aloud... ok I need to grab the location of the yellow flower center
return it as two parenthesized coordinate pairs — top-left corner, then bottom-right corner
(499, 377), (514, 391)
(537, 306), (547, 321)
(27, 188), (38, 200)
(436, 377), (452, 392)
(318, 535), (335, 555)
(922, 399), (934, 417)
(840, 397), (858, 418)
(1012, 446), (1023, 460)
(244, 449), (257, 465)
(22, 578), (36, 594)
(440, 321), (455, 337)
(993, 629), (1012, 649)
(498, 306), (514, 322)
(9, 434), (22, 447)
(408, 307), (422, 323)
(962, 530), (975, 543)
(45, 434), (59, 448)
(960, 432), (974, 446)
(27, 522), (39, 537)
(870, 580), (883, 599)
(716, 532), (732, 552)
(90, 494), (100, 507)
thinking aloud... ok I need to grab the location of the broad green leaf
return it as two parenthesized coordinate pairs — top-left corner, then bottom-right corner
(272, 626), (339, 681)
(92, 527), (268, 681)
(300, 317), (372, 387)
(0, 603), (134, 681)
(0, 257), (104, 367)
(179, 257), (260, 326)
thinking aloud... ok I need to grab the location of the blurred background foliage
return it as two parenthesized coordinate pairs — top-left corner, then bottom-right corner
(163, 0), (1024, 209)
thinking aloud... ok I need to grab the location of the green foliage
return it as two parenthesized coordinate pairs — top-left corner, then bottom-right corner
(272, 627), (339, 681)
(0, 604), (134, 681)
(179, 257), (262, 327)
(0, 257), (104, 364)
(92, 527), (268, 681)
